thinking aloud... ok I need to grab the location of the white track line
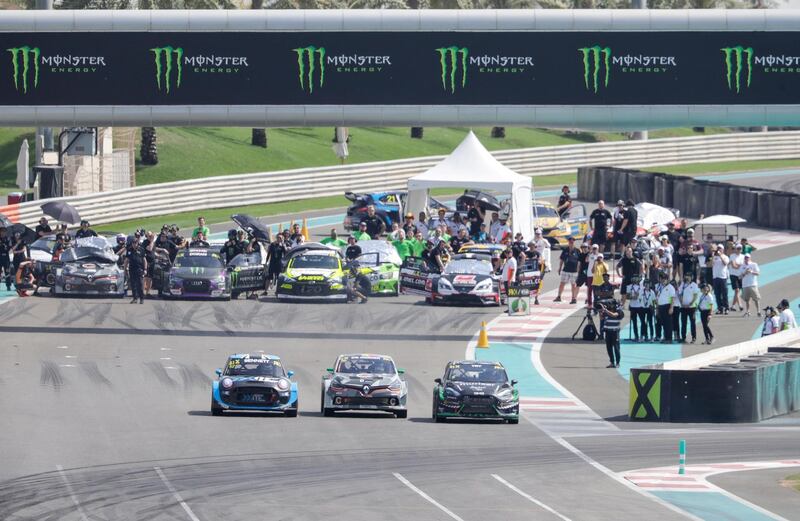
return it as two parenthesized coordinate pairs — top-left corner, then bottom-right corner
(55, 465), (90, 521)
(491, 474), (573, 521)
(393, 472), (466, 521)
(154, 466), (201, 521)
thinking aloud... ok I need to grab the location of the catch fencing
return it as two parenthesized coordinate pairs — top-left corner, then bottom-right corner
(5, 131), (800, 227)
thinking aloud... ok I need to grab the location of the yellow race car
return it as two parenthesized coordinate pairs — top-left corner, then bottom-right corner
(533, 200), (589, 248)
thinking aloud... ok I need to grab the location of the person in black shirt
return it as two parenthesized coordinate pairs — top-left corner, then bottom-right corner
(10, 232), (28, 277)
(599, 299), (624, 368)
(616, 246), (642, 296)
(74, 220), (98, 239)
(114, 234), (127, 268)
(0, 227), (11, 290)
(265, 234), (287, 295)
(155, 230), (179, 263)
(449, 228), (470, 253)
(555, 237), (580, 304)
(511, 233), (529, 258)
(362, 205), (386, 239)
(54, 224), (70, 244)
(345, 236), (362, 262)
(35, 217), (52, 238)
(124, 236), (147, 304)
(401, 213), (417, 237)
(556, 186), (573, 217)
(422, 240), (446, 272)
(141, 231), (158, 296)
(620, 200), (638, 246)
(190, 232), (210, 248)
(466, 201), (485, 236)
(219, 230), (240, 263)
(589, 201), (612, 247)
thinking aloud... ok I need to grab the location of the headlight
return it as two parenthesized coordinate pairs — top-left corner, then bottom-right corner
(496, 388), (514, 401)
(473, 279), (493, 293)
(438, 278), (454, 292)
(277, 378), (290, 391)
(445, 387), (460, 397)
(281, 275), (296, 283)
(380, 272), (395, 280)
(221, 378), (233, 389)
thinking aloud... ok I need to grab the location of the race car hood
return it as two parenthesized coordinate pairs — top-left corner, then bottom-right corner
(447, 381), (507, 395)
(534, 216), (561, 231)
(332, 373), (400, 390)
(169, 267), (226, 280)
(225, 375), (290, 388)
(285, 268), (340, 279)
(440, 273), (495, 288)
(62, 261), (122, 278)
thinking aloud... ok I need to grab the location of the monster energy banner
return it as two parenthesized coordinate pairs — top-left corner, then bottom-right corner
(2, 31), (800, 105)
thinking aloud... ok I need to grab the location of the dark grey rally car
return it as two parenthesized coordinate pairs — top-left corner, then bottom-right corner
(427, 253), (505, 306)
(53, 237), (126, 297)
(432, 360), (519, 423)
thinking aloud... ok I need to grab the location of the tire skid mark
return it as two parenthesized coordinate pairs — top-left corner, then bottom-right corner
(40, 361), (65, 389)
(0, 298), (35, 321)
(180, 303), (204, 329)
(238, 304), (262, 329)
(177, 363), (211, 391)
(80, 361), (112, 386)
(90, 303), (111, 326)
(211, 304), (239, 335)
(143, 361), (177, 387)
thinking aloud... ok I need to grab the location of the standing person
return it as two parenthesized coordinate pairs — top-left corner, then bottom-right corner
(700, 233), (716, 285)
(585, 244), (600, 305)
(678, 274), (701, 343)
(387, 222), (402, 241)
(10, 232), (28, 277)
(624, 275), (648, 342)
(344, 236), (362, 262)
(697, 283), (716, 344)
(740, 253), (761, 317)
(466, 201), (485, 238)
(589, 200), (612, 250)
(450, 228), (470, 253)
(472, 223), (488, 243)
(589, 253), (608, 308)
(124, 235), (147, 304)
(642, 280), (657, 342)
(555, 237), (580, 304)
(501, 248), (517, 295)
(192, 217), (210, 240)
(74, 220), (98, 239)
(761, 307), (780, 337)
(35, 217), (52, 238)
(619, 200), (638, 248)
(680, 228), (701, 282)
(220, 230), (240, 263)
(155, 228), (179, 263)
(264, 234), (287, 295)
(401, 213), (417, 237)
(492, 217), (511, 244)
(408, 231), (425, 258)
(392, 230), (412, 260)
(353, 222), (371, 242)
(599, 300), (624, 368)
(740, 237), (756, 255)
(617, 246), (642, 301)
(530, 229), (551, 273)
(711, 244), (730, 314)
(777, 299), (798, 331)
(0, 227), (11, 291)
(556, 185), (572, 217)
(141, 231), (157, 297)
(728, 244), (744, 312)
(449, 213), (468, 237)
(288, 223), (304, 246)
(431, 208), (450, 233)
(612, 200), (626, 252)
(415, 211), (429, 239)
(576, 243), (590, 301)
(655, 273), (676, 343)
(488, 212), (502, 241)
(321, 229), (347, 248)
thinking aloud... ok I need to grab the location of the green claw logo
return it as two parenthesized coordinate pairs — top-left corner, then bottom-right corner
(7, 46), (40, 93)
(150, 46), (183, 93)
(578, 45), (611, 93)
(721, 45), (753, 93)
(293, 46), (326, 93)
(511, 298), (528, 313)
(436, 46), (468, 93)
(230, 269), (239, 287)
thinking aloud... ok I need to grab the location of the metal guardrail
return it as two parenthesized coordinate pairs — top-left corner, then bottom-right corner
(7, 131), (800, 227)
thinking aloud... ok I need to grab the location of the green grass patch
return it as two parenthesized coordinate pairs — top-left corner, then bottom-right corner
(0, 127), (34, 196)
(784, 473), (800, 492)
(652, 158), (800, 175)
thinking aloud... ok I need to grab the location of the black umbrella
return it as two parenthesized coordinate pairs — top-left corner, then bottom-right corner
(0, 212), (11, 228)
(9, 223), (37, 245)
(455, 190), (502, 212)
(231, 214), (271, 242)
(41, 201), (81, 224)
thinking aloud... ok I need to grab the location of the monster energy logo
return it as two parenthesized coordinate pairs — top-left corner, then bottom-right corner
(189, 267), (205, 275)
(293, 46), (326, 93)
(579, 46), (611, 93)
(151, 46), (184, 93)
(230, 269), (239, 287)
(436, 46), (468, 93)
(7, 46), (40, 93)
(721, 46), (753, 93)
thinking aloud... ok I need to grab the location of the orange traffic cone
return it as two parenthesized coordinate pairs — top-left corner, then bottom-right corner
(477, 321), (490, 349)
(301, 217), (310, 241)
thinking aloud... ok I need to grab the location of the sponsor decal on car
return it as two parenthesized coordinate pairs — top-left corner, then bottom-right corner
(453, 274), (476, 285)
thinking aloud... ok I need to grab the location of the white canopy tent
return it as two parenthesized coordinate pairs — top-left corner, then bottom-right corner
(406, 131), (534, 241)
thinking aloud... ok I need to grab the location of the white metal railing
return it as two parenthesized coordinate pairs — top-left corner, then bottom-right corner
(6, 131), (800, 227)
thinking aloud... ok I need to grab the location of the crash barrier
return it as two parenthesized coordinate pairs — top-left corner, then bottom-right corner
(579, 163), (800, 231)
(6, 131), (800, 228)
(629, 329), (800, 423)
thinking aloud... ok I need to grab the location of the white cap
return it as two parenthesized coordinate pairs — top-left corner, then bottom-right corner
(591, 244), (599, 249)
(597, 254), (604, 259)
(716, 244), (724, 250)
(744, 253), (751, 258)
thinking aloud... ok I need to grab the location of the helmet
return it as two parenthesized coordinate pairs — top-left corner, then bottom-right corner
(116, 233), (126, 243)
(228, 229), (237, 238)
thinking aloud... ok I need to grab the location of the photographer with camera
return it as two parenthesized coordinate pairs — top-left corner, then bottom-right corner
(598, 299), (624, 368)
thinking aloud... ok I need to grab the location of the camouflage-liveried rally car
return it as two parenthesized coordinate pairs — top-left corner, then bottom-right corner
(432, 360), (519, 423)
(321, 354), (408, 418)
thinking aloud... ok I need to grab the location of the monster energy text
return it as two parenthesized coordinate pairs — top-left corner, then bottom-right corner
(754, 53), (800, 73)
(580, 46), (676, 93)
(293, 47), (390, 93)
(151, 46), (249, 93)
(7, 47), (106, 93)
(611, 54), (676, 73)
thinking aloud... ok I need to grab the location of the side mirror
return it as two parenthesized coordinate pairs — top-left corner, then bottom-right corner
(397, 368), (405, 374)
(326, 368), (334, 373)
(511, 379), (518, 386)
(287, 370), (294, 378)
(434, 378), (442, 384)
(215, 369), (222, 377)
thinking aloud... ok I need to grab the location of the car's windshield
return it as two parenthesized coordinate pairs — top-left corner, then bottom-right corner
(224, 358), (285, 377)
(533, 205), (558, 218)
(443, 260), (492, 275)
(336, 356), (396, 375)
(357, 241), (402, 265)
(446, 363), (508, 383)
(60, 247), (115, 264)
(174, 252), (225, 268)
(229, 252), (263, 267)
(291, 254), (339, 270)
(31, 237), (56, 252)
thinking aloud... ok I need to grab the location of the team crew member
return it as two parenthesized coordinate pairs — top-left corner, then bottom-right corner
(392, 230), (412, 260)
(589, 200), (611, 248)
(401, 213), (417, 237)
(125, 235), (147, 304)
(190, 232), (210, 248)
(697, 283), (715, 344)
(466, 201), (485, 237)
(555, 237), (579, 304)
(0, 227), (11, 291)
(362, 205), (386, 239)
(10, 232), (28, 277)
(678, 274), (701, 343)
(599, 300), (623, 368)
(265, 234), (286, 295)
(778, 299), (798, 331)
(141, 231), (158, 296)
(409, 231), (426, 257)
(192, 216), (210, 240)
(501, 248), (517, 295)
(321, 229), (346, 248)
(761, 307), (780, 337)
(345, 236), (362, 261)
(415, 212), (429, 239)
(353, 222), (371, 241)
(656, 273), (676, 343)
(345, 263), (369, 304)
(740, 253), (761, 316)
(493, 217), (511, 244)
(556, 185), (572, 217)
(728, 243), (744, 312)
(711, 244), (730, 314)
(35, 217), (52, 238)
(618, 200), (638, 247)
(450, 228), (470, 253)
(114, 235), (127, 268)
(74, 220), (98, 239)
(220, 230), (241, 263)
(14, 259), (38, 297)
(624, 275), (647, 342)
(423, 239), (447, 273)
(616, 246), (642, 298)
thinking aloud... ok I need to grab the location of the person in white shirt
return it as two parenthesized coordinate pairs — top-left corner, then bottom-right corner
(431, 209), (450, 234)
(761, 307), (780, 337)
(415, 212), (429, 239)
(488, 212), (501, 241)
(493, 218), (511, 244)
(500, 249), (517, 295)
(711, 244), (730, 314)
(728, 243), (744, 312)
(739, 253), (761, 317)
(642, 283), (656, 342)
(659, 235), (674, 257)
(678, 274), (701, 343)
(655, 273), (676, 343)
(530, 229), (551, 272)
(777, 299), (798, 331)
(387, 222), (402, 241)
(657, 247), (672, 275)
(697, 283), (715, 344)
(624, 274), (649, 342)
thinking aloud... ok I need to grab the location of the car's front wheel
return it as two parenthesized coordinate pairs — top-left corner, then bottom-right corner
(285, 401), (298, 418)
(395, 409), (408, 419)
(507, 417), (519, 425)
(211, 399), (223, 416)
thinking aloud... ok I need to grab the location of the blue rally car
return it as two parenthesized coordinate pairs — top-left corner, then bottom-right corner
(211, 353), (298, 417)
